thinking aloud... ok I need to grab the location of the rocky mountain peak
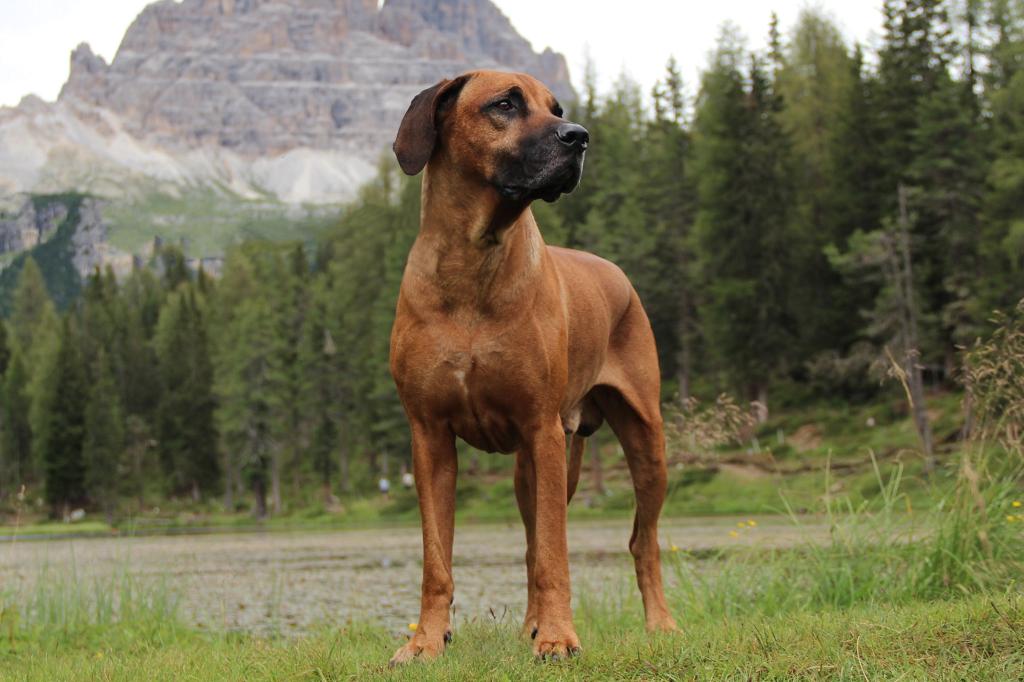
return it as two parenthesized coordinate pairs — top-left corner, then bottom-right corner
(1, 0), (574, 204)
(57, 0), (573, 157)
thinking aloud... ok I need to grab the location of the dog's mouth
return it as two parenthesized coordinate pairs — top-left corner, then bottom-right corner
(497, 152), (585, 204)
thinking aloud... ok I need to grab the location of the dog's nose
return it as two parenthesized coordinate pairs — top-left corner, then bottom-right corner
(556, 123), (589, 150)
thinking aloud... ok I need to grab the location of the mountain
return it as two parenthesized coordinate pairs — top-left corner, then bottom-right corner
(0, 0), (573, 305)
(0, 0), (571, 205)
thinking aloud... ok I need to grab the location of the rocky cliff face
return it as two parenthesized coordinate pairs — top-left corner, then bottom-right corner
(0, 0), (572, 204)
(0, 200), (68, 254)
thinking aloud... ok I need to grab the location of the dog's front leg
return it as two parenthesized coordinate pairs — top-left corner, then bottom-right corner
(514, 451), (539, 637)
(389, 422), (457, 666)
(526, 421), (581, 659)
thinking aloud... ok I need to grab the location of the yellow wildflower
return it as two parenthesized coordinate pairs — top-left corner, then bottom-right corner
(1007, 515), (1017, 523)
(1012, 501), (1022, 508)
(747, 520), (757, 527)
(729, 530), (739, 538)
(670, 544), (679, 553)
(737, 522), (745, 528)
(409, 623), (418, 631)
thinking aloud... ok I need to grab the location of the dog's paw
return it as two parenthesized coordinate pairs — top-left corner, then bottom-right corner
(388, 631), (450, 667)
(532, 626), (581, 661)
(646, 614), (679, 633)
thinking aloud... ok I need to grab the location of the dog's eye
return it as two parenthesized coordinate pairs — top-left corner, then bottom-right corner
(494, 99), (516, 112)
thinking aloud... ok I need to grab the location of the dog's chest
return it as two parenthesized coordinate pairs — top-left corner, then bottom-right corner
(397, 324), (549, 453)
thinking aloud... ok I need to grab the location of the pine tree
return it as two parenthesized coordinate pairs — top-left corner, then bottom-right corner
(692, 27), (797, 414)
(646, 58), (697, 399)
(212, 245), (296, 517)
(9, 257), (57, 353)
(776, 9), (864, 359)
(120, 267), (163, 421)
(1, 345), (33, 492)
(978, 0), (1024, 317)
(909, 68), (986, 355)
(826, 186), (936, 468)
(877, 0), (955, 194)
(38, 317), (88, 516)
(154, 285), (219, 500)
(83, 347), (125, 521)
(9, 257), (62, 484)
(0, 321), (9, 378)
(298, 275), (342, 499)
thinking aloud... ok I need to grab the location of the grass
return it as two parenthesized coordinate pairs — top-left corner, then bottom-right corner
(0, 594), (1020, 680)
(2, 451), (1021, 680)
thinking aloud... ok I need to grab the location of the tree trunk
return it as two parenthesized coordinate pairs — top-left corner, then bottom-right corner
(676, 288), (693, 404)
(132, 440), (145, 513)
(232, 458), (244, 510)
(907, 357), (935, 465)
(253, 475), (267, 520)
(338, 437), (351, 494)
(368, 448), (379, 481)
(270, 447), (282, 516)
(223, 448), (234, 512)
(752, 383), (769, 424)
(590, 435), (605, 497)
(897, 184), (935, 472)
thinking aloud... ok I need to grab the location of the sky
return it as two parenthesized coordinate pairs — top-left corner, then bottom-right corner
(0, 0), (885, 108)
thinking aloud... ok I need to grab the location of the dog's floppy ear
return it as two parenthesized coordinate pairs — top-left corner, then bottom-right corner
(393, 76), (469, 176)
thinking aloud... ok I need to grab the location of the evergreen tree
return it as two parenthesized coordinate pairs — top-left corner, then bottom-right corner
(978, 0), (1024, 317)
(645, 58), (697, 399)
(154, 285), (219, 500)
(211, 243), (308, 515)
(120, 266), (163, 421)
(83, 347), (125, 521)
(9, 257), (57, 353)
(774, 11), (865, 360)
(877, 0), (955, 194)
(1, 348), (32, 492)
(298, 274), (343, 498)
(0, 321), (9, 377)
(692, 28), (797, 413)
(37, 317), (88, 516)
(909, 68), (987, 355)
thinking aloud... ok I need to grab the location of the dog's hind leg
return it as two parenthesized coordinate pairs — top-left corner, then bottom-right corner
(594, 385), (678, 632)
(566, 434), (586, 503)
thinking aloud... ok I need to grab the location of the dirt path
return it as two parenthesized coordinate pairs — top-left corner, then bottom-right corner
(0, 516), (828, 634)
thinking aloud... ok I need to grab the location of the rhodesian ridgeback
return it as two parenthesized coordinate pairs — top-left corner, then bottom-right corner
(388, 70), (677, 665)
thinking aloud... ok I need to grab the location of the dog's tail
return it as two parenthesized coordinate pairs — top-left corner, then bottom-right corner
(567, 433), (586, 503)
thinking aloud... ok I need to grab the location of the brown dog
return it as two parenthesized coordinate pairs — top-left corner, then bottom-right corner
(388, 70), (677, 665)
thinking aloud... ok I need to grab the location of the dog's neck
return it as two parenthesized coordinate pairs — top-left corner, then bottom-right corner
(406, 163), (545, 314)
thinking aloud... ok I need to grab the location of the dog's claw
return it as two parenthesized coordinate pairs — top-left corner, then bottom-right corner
(444, 629), (453, 644)
(531, 627), (538, 640)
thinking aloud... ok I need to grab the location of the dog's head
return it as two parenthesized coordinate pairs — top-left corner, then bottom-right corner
(393, 70), (588, 203)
